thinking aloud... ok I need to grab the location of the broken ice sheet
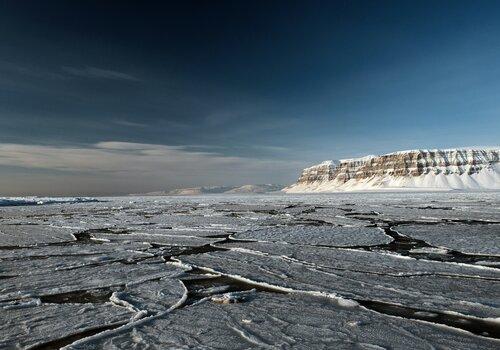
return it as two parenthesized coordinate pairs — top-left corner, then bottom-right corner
(369, 204), (500, 223)
(233, 225), (392, 247)
(0, 262), (187, 302)
(1, 193), (499, 349)
(218, 241), (500, 279)
(146, 213), (279, 232)
(0, 249), (154, 276)
(178, 248), (500, 318)
(396, 224), (500, 256)
(109, 277), (186, 315)
(92, 232), (222, 247)
(128, 227), (233, 238)
(0, 240), (150, 260)
(0, 224), (76, 247)
(0, 302), (132, 349)
(67, 293), (499, 350)
(210, 203), (287, 214)
(297, 207), (369, 226)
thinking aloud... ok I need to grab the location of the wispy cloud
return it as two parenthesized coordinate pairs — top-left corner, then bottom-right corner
(113, 119), (149, 128)
(252, 145), (289, 152)
(0, 61), (68, 80)
(0, 62), (140, 82)
(61, 66), (141, 81)
(0, 142), (305, 194)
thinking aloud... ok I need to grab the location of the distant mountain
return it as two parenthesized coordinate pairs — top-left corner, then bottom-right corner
(224, 184), (284, 194)
(284, 148), (500, 192)
(167, 186), (235, 195)
(131, 184), (284, 196)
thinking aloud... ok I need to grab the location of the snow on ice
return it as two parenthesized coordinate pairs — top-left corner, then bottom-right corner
(0, 192), (499, 349)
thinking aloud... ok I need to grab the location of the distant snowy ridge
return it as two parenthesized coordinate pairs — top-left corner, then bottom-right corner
(224, 184), (284, 194)
(0, 197), (99, 207)
(284, 148), (500, 192)
(132, 184), (284, 196)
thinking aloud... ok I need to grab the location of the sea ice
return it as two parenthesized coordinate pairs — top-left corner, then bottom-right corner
(396, 224), (500, 255)
(66, 293), (499, 350)
(178, 248), (500, 318)
(233, 226), (392, 247)
(0, 224), (76, 247)
(0, 192), (498, 349)
(0, 302), (131, 349)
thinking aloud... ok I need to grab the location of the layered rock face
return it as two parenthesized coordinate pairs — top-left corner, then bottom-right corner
(285, 149), (500, 192)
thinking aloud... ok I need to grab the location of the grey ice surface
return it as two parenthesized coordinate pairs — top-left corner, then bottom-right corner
(108, 277), (186, 315)
(396, 223), (500, 256)
(68, 293), (499, 350)
(0, 192), (499, 349)
(233, 225), (392, 247)
(217, 240), (499, 279)
(92, 232), (221, 247)
(1, 302), (132, 349)
(0, 224), (76, 247)
(178, 248), (500, 318)
(0, 262), (187, 302)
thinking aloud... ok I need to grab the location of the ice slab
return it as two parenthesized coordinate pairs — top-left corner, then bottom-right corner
(219, 241), (500, 279)
(0, 263), (187, 302)
(0, 224), (76, 247)
(298, 208), (369, 227)
(92, 232), (221, 247)
(128, 227), (233, 238)
(233, 226), (392, 247)
(0, 302), (131, 349)
(0, 240), (150, 260)
(0, 249), (153, 277)
(67, 293), (499, 350)
(369, 204), (500, 223)
(178, 248), (500, 318)
(109, 277), (186, 315)
(147, 213), (280, 232)
(396, 224), (500, 256)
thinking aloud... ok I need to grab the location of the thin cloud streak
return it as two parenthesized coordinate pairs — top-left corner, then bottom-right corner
(0, 142), (305, 195)
(0, 61), (68, 80)
(113, 120), (149, 128)
(61, 66), (141, 81)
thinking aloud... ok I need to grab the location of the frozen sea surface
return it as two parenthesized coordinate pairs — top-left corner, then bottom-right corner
(396, 223), (500, 256)
(0, 192), (499, 349)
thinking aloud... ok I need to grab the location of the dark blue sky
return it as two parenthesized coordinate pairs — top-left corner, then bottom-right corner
(0, 1), (499, 195)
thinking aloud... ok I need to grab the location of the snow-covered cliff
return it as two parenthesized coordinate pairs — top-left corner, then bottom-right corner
(284, 148), (500, 192)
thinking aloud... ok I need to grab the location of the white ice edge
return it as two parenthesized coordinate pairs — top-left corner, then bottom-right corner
(109, 292), (144, 314)
(62, 280), (189, 349)
(360, 306), (500, 341)
(171, 257), (359, 308)
(226, 246), (500, 282)
(223, 239), (500, 273)
(177, 258), (500, 341)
